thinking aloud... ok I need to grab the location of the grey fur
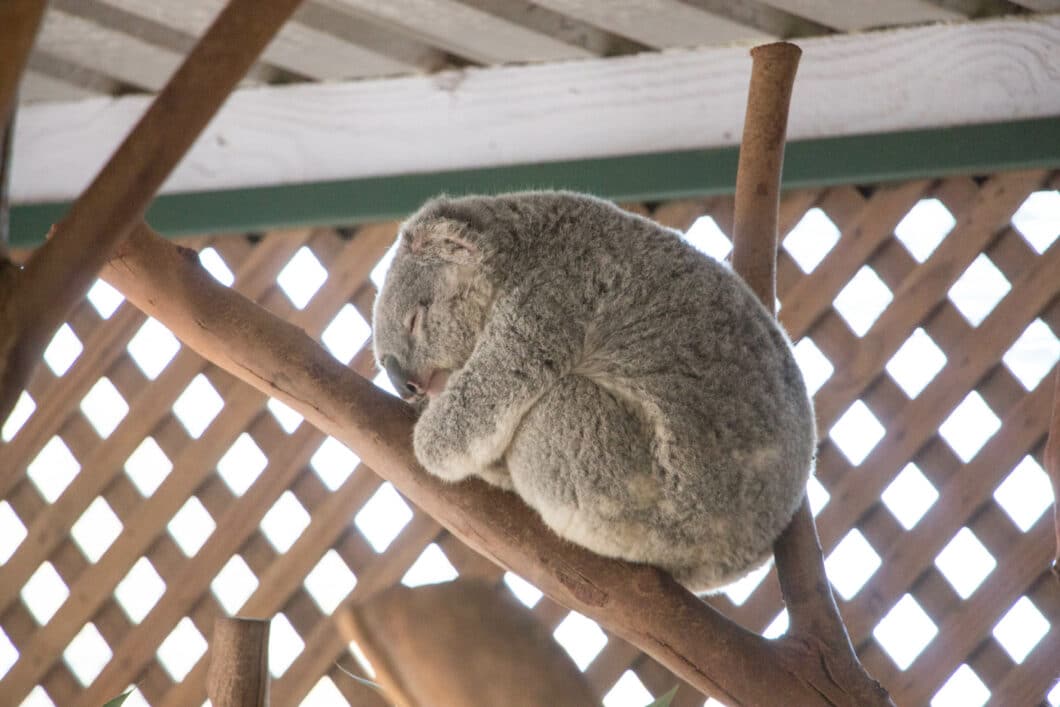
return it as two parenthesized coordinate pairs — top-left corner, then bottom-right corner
(372, 191), (815, 593)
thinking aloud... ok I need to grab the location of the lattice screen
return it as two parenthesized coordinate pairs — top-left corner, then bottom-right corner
(1, 169), (1058, 707)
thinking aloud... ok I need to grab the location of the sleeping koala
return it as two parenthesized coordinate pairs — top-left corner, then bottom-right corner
(372, 191), (815, 592)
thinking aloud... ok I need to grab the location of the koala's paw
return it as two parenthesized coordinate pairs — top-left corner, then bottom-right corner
(412, 406), (476, 482)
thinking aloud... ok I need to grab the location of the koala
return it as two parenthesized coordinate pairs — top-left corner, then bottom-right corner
(372, 191), (815, 593)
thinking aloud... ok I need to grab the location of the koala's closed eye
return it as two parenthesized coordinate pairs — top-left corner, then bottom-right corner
(406, 302), (429, 335)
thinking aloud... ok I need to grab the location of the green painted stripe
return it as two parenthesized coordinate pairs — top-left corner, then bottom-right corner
(11, 117), (1059, 247)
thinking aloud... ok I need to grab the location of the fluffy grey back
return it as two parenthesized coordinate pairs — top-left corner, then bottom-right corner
(373, 191), (815, 592)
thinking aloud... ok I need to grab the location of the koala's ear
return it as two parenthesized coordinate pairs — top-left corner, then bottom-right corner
(404, 219), (481, 266)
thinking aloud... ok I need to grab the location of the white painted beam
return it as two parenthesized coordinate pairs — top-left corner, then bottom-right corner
(13, 15), (1060, 204)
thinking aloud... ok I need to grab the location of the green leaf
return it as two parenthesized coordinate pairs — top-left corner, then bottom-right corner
(646, 685), (679, 707)
(101, 689), (135, 707)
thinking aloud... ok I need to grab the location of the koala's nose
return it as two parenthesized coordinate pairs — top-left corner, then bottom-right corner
(382, 355), (422, 399)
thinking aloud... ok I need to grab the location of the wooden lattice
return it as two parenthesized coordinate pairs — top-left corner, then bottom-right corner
(1, 169), (1058, 707)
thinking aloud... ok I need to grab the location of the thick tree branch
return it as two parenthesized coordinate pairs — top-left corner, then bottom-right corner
(103, 220), (871, 706)
(731, 43), (892, 705)
(0, 0), (306, 427)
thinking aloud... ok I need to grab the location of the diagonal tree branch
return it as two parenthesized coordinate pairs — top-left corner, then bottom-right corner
(0, 0), (307, 429)
(94, 42), (893, 703)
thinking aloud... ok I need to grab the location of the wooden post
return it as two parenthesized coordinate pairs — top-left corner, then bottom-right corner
(1045, 369), (1060, 581)
(207, 618), (271, 707)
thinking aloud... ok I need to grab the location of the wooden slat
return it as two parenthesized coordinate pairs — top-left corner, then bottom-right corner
(0, 231), (309, 613)
(326, 0), (595, 63)
(19, 70), (99, 103)
(95, 0), (418, 79)
(16, 14), (1060, 205)
(897, 523), (1053, 705)
(525, 0), (770, 48)
(34, 9), (185, 91)
(757, 0), (963, 30)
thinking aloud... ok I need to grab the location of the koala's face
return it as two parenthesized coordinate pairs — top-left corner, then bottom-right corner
(372, 215), (492, 404)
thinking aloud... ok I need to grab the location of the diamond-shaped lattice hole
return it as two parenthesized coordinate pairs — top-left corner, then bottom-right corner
(935, 527), (996, 599)
(22, 561), (69, 625)
(993, 596), (1049, 664)
(603, 670), (655, 707)
(355, 483), (413, 553)
(948, 254), (1011, 327)
(269, 613), (304, 678)
(87, 279), (124, 319)
(172, 374), (224, 439)
(372, 369), (400, 398)
(301, 676), (345, 707)
(783, 207), (840, 273)
(882, 463), (939, 530)
(994, 455), (1054, 532)
(27, 435), (80, 503)
(793, 337), (833, 396)
(310, 436), (360, 492)
(0, 500), (27, 565)
(1003, 319), (1059, 391)
(80, 377), (128, 439)
(168, 496), (215, 557)
(554, 612), (607, 671)
(938, 391), (1000, 463)
(124, 436), (172, 497)
(260, 491), (311, 553)
(931, 664), (990, 707)
(277, 246), (328, 309)
(266, 398), (303, 434)
(127, 317), (181, 380)
(825, 529), (881, 600)
(71, 497), (122, 563)
(886, 328), (947, 399)
(503, 572), (543, 609)
(1011, 190), (1060, 254)
(763, 609), (789, 639)
(829, 400), (885, 466)
(894, 198), (955, 262)
(64, 622), (111, 686)
(157, 617), (207, 681)
(43, 323), (83, 376)
(322, 304), (372, 364)
(199, 246), (235, 286)
(304, 549), (357, 615)
(217, 433), (268, 496)
(873, 593), (937, 670)
(22, 686), (57, 706)
(3, 390), (35, 441)
(0, 626), (16, 680)
(402, 543), (459, 588)
(211, 554), (258, 615)
(370, 240), (400, 290)
(833, 266), (892, 337)
(684, 215), (732, 262)
(115, 557), (165, 624)
(722, 560), (770, 606)
(806, 476), (829, 516)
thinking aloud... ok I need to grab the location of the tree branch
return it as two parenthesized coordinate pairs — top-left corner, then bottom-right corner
(207, 617), (271, 707)
(0, 0), (306, 427)
(731, 43), (892, 705)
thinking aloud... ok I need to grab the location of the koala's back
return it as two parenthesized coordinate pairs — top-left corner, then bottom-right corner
(425, 192), (816, 590)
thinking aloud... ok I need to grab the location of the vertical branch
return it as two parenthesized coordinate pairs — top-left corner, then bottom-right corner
(730, 42), (892, 706)
(0, 0), (46, 132)
(208, 618), (271, 707)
